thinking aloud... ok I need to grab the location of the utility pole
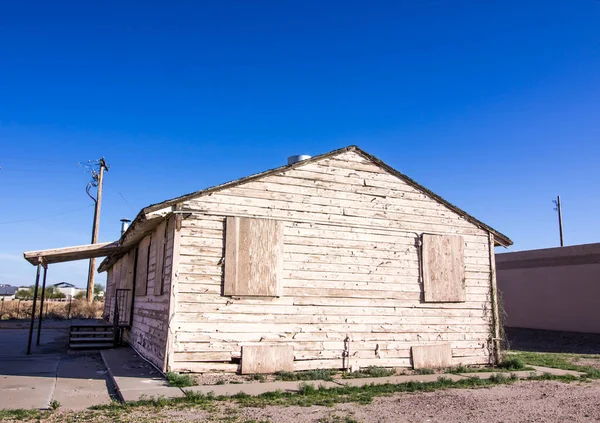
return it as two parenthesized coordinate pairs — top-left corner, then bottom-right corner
(85, 158), (109, 303)
(553, 195), (564, 247)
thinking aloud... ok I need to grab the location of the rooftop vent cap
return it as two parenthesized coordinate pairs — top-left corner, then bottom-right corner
(287, 155), (312, 165)
(120, 219), (131, 236)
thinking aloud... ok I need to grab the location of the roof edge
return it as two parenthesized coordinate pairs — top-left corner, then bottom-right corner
(103, 144), (511, 270)
(349, 148), (512, 247)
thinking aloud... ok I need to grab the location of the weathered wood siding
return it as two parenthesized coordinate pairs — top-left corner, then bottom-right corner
(103, 217), (176, 370)
(169, 151), (494, 373)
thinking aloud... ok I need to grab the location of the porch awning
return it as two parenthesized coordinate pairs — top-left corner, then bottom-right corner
(23, 241), (121, 265)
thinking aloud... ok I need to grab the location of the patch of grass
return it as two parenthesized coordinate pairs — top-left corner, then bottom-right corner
(343, 366), (396, 379)
(50, 399), (61, 410)
(318, 415), (360, 423)
(413, 368), (435, 375)
(166, 372), (197, 388)
(447, 364), (535, 374)
(449, 365), (469, 374)
(86, 370), (585, 413)
(498, 357), (526, 371)
(0, 409), (43, 421)
(275, 369), (337, 382)
(508, 351), (600, 378)
(246, 373), (266, 382)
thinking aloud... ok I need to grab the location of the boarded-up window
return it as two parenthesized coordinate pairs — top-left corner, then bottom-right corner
(153, 221), (167, 295)
(422, 234), (465, 302)
(224, 217), (283, 297)
(135, 236), (150, 296)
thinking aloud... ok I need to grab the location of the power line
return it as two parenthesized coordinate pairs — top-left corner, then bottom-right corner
(118, 192), (136, 214)
(0, 167), (83, 173)
(0, 157), (79, 165)
(0, 205), (94, 225)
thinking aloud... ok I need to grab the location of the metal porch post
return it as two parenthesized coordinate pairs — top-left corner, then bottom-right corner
(26, 262), (42, 355)
(36, 265), (48, 346)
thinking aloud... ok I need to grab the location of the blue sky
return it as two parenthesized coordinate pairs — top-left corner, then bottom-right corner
(1, 1), (599, 288)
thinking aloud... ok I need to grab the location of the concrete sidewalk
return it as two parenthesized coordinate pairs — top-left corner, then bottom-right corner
(101, 349), (184, 402)
(0, 326), (113, 411)
(99, 347), (585, 402)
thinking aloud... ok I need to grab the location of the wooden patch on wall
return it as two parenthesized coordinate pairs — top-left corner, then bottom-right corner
(241, 344), (294, 374)
(422, 234), (466, 302)
(411, 344), (453, 369)
(224, 217), (283, 297)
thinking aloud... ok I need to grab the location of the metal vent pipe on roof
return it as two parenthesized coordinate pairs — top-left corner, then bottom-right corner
(120, 219), (131, 236)
(287, 155), (311, 165)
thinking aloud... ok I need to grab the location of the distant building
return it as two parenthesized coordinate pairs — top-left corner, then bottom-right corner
(0, 284), (18, 301)
(52, 282), (85, 299)
(497, 243), (600, 334)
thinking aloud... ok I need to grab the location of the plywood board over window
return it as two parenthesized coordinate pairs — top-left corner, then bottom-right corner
(135, 236), (150, 296)
(422, 234), (465, 302)
(224, 217), (284, 297)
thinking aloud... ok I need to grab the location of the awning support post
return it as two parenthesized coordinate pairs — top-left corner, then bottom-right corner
(26, 261), (42, 355)
(36, 264), (48, 346)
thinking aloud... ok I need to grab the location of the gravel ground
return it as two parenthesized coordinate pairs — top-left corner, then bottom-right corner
(240, 380), (600, 423)
(23, 379), (600, 422)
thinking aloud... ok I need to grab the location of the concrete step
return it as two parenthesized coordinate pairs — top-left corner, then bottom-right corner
(70, 336), (113, 342)
(70, 331), (113, 336)
(70, 342), (114, 349)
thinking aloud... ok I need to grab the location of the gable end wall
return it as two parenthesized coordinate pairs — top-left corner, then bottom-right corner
(168, 151), (494, 372)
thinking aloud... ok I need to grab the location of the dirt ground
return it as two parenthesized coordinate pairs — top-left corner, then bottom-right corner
(15, 379), (600, 423)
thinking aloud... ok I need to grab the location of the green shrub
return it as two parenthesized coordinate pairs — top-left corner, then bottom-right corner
(343, 366), (396, 379)
(165, 372), (196, 387)
(498, 357), (526, 371)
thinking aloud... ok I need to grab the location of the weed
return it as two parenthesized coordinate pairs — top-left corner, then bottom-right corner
(276, 369), (337, 382)
(448, 364), (534, 374)
(318, 415), (360, 423)
(215, 379), (227, 385)
(343, 366), (396, 379)
(414, 368), (435, 375)
(247, 374), (266, 382)
(498, 357), (526, 371)
(449, 365), (469, 374)
(0, 409), (43, 421)
(50, 399), (61, 410)
(299, 382), (318, 395)
(166, 372), (197, 387)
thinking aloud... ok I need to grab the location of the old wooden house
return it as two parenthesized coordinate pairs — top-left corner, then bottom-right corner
(99, 146), (511, 374)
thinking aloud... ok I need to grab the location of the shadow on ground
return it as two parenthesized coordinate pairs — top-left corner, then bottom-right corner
(506, 327), (600, 354)
(0, 319), (117, 410)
